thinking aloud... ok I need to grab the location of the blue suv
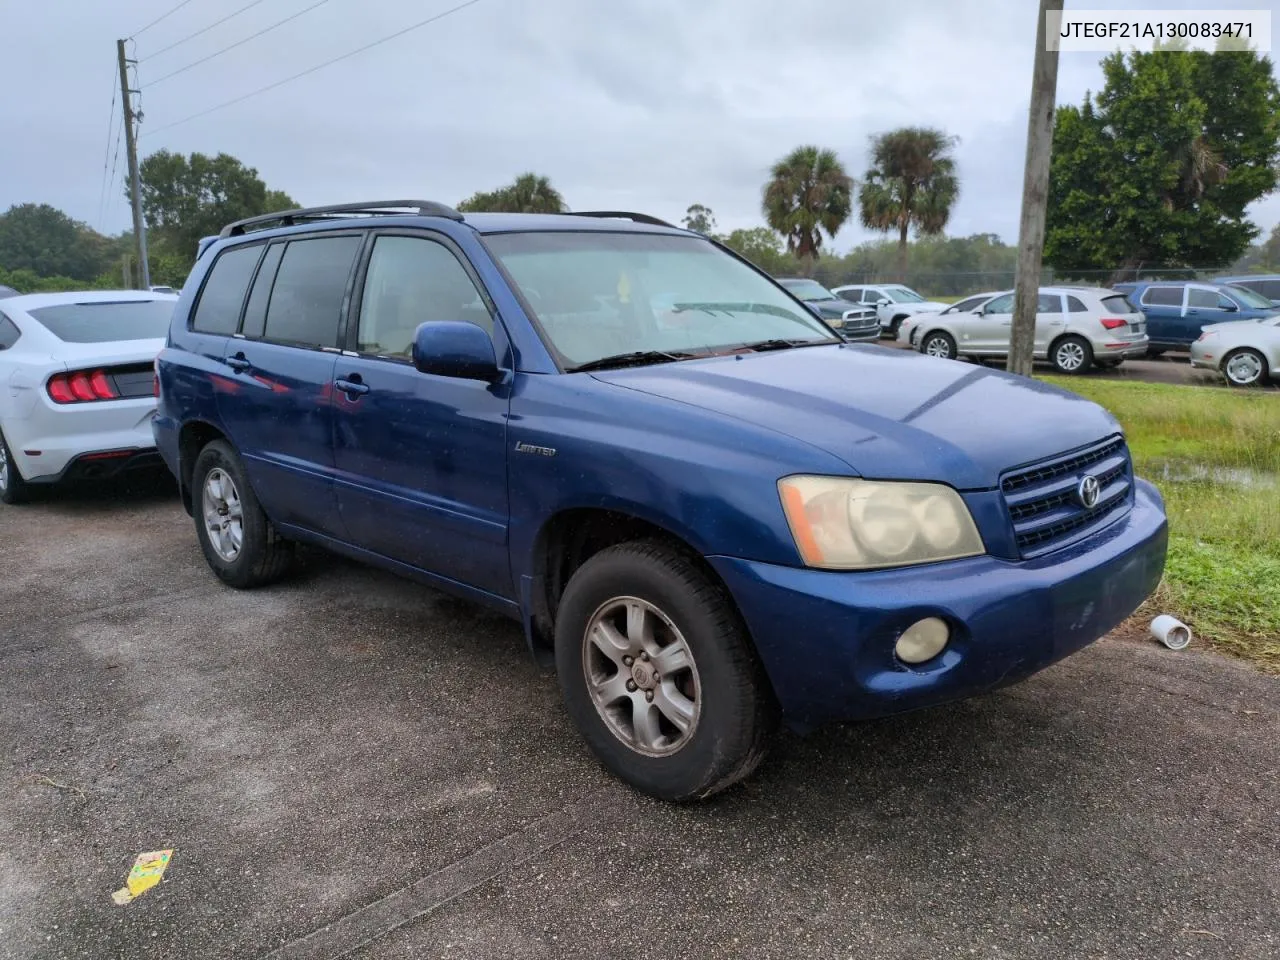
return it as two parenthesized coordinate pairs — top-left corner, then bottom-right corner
(154, 201), (1168, 801)
(1113, 280), (1280, 354)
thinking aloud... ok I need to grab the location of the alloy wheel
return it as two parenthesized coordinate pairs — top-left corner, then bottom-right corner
(925, 336), (952, 359)
(1225, 351), (1263, 386)
(0, 441), (8, 492)
(1056, 341), (1086, 371)
(202, 468), (244, 562)
(582, 596), (702, 757)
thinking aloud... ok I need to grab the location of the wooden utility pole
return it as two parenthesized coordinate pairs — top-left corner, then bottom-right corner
(1007, 0), (1062, 377)
(116, 39), (151, 290)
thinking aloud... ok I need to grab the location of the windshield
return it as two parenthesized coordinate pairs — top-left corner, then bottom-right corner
(883, 287), (925, 303)
(485, 232), (837, 368)
(1226, 285), (1276, 310)
(779, 279), (834, 302)
(27, 299), (174, 343)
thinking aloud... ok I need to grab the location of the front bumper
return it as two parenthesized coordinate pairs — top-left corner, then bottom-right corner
(840, 324), (882, 342)
(708, 479), (1167, 729)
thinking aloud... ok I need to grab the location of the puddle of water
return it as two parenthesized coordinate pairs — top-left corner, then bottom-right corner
(1151, 460), (1277, 488)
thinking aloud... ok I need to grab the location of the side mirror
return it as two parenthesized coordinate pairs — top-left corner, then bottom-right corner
(876, 298), (890, 307)
(412, 321), (499, 381)
(805, 303), (824, 318)
(1222, 302), (1238, 312)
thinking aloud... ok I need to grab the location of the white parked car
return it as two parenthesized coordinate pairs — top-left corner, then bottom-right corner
(898, 291), (1004, 347)
(909, 286), (1150, 373)
(0, 290), (177, 504)
(830, 283), (951, 337)
(1190, 314), (1280, 387)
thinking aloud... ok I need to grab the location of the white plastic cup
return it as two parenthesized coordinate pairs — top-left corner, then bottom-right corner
(1150, 615), (1192, 651)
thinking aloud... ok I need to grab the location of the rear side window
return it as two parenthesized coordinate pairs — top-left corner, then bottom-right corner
(1066, 296), (1089, 312)
(263, 236), (362, 348)
(1142, 286), (1182, 307)
(1101, 295), (1136, 314)
(0, 313), (18, 349)
(1037, 293), (1061, 312)
(191, 244), (263, 335)
(26, 300), (175, 343)
(240, 243), (285, 340)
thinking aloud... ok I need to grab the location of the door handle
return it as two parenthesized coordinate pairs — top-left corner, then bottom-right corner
(226, 354), (250, 372)
(334, 377), (370, 397)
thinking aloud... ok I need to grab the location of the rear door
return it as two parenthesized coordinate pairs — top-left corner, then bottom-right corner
(1033, 292), (1066, 354)
(216, 232), (363, 538)
(1138, 285), (1186, 346)
(330, 230), (513, 599)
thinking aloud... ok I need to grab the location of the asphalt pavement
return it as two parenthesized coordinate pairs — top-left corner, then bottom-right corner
(1, 478), (1276, 959)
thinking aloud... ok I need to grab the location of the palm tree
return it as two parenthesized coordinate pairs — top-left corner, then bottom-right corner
(457, 173), (567, 213)
(858, 128), (959, 279)
(762, 146), (853, 268)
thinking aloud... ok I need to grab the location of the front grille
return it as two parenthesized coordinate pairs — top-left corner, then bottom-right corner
(1000, 435), (1134, 558)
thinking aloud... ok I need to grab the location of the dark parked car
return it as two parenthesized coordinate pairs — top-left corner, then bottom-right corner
(775, 278), (880, 341)
(1215, 274), (1280, 307)
(1112, 280), (1280, 355)
(154, 201), (1167, 801)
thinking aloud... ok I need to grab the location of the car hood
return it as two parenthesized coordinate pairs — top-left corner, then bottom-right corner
(806, 297), (866, 314)
(895, 301), (951, 315)
(1201, 318), (1280, 336)
(592, 345), (1121, 490)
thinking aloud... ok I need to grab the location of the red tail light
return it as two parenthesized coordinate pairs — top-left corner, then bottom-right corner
(1099, 317), (1128, 330)
(47, 369), (122, 404)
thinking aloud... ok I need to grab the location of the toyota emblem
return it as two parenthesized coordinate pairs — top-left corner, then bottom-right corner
(1077, 474), (1101, 509)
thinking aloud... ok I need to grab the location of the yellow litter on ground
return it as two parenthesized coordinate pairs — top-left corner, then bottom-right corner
(111, 850), (173, 905)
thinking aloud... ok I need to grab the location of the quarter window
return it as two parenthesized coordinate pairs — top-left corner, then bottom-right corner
(191, 244), (263, 335)
(262, 236), (362, 348)
(356, 235), (491, 358)
(0, 313), (19, 350)
(1142, 286), (1183, 307)
(1066, 296), (1089, 312)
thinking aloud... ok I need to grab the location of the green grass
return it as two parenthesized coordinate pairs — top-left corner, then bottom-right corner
(1042, 376), (1280, 670)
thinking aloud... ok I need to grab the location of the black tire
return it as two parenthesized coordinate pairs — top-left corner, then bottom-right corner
(1221, 348), (1268, 388)
(1051, 335), (1094, 374)
(921, 331), (957, 360)
(554, 540), (776, 802)
(0, 428), (32, 505)
(1146, 347), (1166, 359)
(191, 439), (293, 588)
(888, 315), (908, 337)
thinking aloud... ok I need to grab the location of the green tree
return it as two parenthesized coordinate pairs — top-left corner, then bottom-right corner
(858, 127), (959, 280)
(762, 146), (852, 269)
(720, 227), (797, 275)
(0, 204), (106, 280)
(1046, 45), (1280, 277)
(138, 150), (298, 268)
(457, 173), (567, 213)
(682, 204), (717, 234)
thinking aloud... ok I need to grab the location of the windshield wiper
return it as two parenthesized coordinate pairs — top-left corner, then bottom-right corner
(739, 338), (834, 352)
(567, 349), (703, 373)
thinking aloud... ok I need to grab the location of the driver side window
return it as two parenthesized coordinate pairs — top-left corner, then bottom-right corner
(357, 235), (492, 359)
(984, 294), (1015, 314)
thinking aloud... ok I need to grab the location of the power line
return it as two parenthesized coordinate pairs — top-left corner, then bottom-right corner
(146, 0), (277, 60)
(96, 69), (120, 231)
(149, 0), (333, 87)
(105, 122), (125, 230)
(129, 0), (200, 39)
(146, 0), (487, 136)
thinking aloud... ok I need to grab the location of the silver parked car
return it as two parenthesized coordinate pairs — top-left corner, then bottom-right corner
(898, 292), (1003, 348)
(1189, 314), (1280, 387)
(911, 286), (1149, 374)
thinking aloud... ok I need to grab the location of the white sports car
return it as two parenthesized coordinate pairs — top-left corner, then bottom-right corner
(0, 290), (177, 504)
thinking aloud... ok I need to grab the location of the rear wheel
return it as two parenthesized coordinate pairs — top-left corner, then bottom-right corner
(921, 331), (957, 360)
(1051, 335), (1094, 374)
(1222, 348), (1267, 388)
(0, 429), (32, 505)
(191, 440), (294, 588)
(554, 541), (776, 801)
(1146, 347), (1166, 359)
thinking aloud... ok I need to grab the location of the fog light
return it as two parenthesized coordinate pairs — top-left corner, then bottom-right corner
(895, 618), (950, 664)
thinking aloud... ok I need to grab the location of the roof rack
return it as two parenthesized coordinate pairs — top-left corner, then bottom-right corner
(219, 200), (464, 237)
(563, 211), (680, 229)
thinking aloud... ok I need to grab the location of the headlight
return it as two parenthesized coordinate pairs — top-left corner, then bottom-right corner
(778, 476), (985, 569)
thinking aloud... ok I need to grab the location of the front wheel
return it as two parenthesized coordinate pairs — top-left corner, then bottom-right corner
(0, 429), (32, 505)
(1222, 348), (1267, 388)
(921, 331), (957, 360)
(1051, 335), (1094, 374)
(554, 541), (776, 801)
(191, 440), (294, 588)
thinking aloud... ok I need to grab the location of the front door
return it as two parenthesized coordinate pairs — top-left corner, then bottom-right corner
(216, 233), (363, 538)
(965, 292), (1014, 353)
(330, 231), (513, 600)
(1184, 286), (1236, 344)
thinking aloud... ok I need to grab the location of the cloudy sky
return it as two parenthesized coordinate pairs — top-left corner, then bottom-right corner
(2, 0), (1277, 253)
